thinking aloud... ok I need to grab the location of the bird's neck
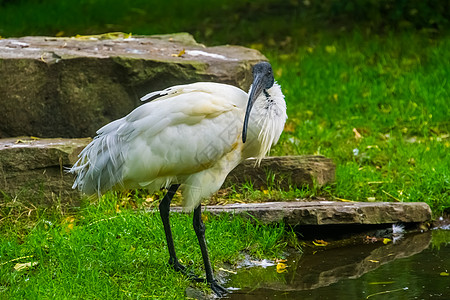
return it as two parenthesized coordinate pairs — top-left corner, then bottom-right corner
(245, 82), (287, 163)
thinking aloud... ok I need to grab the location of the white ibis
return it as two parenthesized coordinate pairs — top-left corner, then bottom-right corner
(70, 61), (287, 296)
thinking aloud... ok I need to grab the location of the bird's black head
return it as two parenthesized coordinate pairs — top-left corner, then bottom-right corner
(252, 61), (275, 90)
(242, 62), (275, 143)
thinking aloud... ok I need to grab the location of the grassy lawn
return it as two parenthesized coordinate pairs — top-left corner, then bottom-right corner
(1, 1), (447, 214)
(267, 31), (449, 214)
(208, 32), (449, 215)
(0, 196), (289, 298)
(0, 1), (447, 213)
(0, 0), (449, 298)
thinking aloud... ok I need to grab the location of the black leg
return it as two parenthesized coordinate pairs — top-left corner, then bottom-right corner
(159, 184), (202, 281)
(193, 205), (228, 297)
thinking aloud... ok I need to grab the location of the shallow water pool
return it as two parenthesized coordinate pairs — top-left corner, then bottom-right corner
(226, 229), (450, 299)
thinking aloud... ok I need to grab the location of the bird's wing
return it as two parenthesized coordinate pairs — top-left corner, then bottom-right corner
(78, 82), (248, 193)
(140, 86), (179, 102)
(140, 82), (243, 103)
(140, 83), (211, 102)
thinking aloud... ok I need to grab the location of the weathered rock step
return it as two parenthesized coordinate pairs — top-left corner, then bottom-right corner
(226, 155), (335, 188)
(0, 33), (265, 138)
(0, 137), (335, 202)
(0, 137), (91, 203)
(180, 201), (432, 225)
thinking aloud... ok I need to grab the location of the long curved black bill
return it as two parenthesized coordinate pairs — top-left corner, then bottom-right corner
(242, 74), (264, 143)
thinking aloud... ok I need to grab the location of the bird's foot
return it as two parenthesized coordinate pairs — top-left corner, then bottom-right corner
(210, 280), (228, 297)
(169, 259), (205, 283)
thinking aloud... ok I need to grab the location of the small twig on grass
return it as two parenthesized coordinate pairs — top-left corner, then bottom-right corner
(218, 267), (237, 274)
(382, 190), (401, 202)
(332, 196), (354, 202)
(87, 216), (120, 226)
(366, 287), (408, 299)
(0, 255), (34, 267)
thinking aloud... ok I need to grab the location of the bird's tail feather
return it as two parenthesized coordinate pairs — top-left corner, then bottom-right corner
(70, 132), (125, 196)
(140, 87), (173, 102)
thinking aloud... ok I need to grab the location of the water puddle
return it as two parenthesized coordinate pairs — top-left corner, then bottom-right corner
(225, 228), (450, 299)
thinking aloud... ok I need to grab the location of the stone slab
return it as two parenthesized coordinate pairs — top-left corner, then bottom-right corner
(0, 137), (89, 202)
(185, 201), (432, 225)
(224, 155), (335, 189)
(0, 137), (335, 202)
(0, 33), (266, 138)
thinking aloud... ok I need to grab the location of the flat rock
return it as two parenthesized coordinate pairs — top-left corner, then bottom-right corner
(0, 137), (89, 203)
(224, 155), (335, 189)
(0, 136), (431, 226)
(0, 33), (266, 138)
(192, 201), (432, 225)
(0, 137), (335, 203)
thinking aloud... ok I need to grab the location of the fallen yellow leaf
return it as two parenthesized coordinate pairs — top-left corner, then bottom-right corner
(14, 261), (39, 271)
(63, 216), (76, 232)
(171, 49), (185, 57)
(440, 272), (449, 276)
(383, 238), (392, 244)
(74, 32), (132, 40)
(63, 216), (76, 224)
(334, 197), (353, 202)
(353, 128), (362, 139)
(313, 240), (329, 246)
(276, 262), (288, 273)
(368, 260), (379, 263)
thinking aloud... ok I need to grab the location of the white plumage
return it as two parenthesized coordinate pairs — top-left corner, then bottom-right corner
(71, 78), (286, 211)
(70, 62), (287, 296)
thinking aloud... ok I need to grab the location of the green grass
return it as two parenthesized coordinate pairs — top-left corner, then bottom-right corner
(266, 32), (449, 213)
(208, 32), (449, 214)
(0, 1), (449, 297)
(2, 0), (447, 213)
(0, 195), (289, 299)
